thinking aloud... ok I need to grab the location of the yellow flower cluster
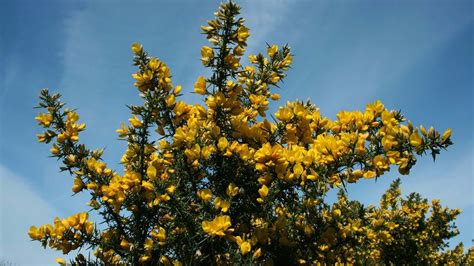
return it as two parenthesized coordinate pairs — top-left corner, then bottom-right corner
(202, 215), (232, 237)
(28, 212), (94, 254)
(131, 46), (172, 93)
(303, 180), (470, 264)
(36, 110), (85, 144)
(35, 113), (53, 127)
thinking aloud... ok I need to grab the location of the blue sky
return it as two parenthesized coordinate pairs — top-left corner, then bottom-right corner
(1, 0), (472, 264)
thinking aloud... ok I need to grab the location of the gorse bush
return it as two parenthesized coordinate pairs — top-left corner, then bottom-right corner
(30, 1), (472, 265)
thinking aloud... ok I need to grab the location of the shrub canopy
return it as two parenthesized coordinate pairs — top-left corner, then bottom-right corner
(30, 1), (472, 265)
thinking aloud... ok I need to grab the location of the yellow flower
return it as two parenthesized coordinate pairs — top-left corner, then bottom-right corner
(28, 226), (42, 240)
(194, 76), (207, 94)
(36, 133), (47, 143)
(258, 185), (269, 198)
(139, 256), (151, 263)
(148, 58), (160, 70)
(248, 54), (258, 64)
(160, 256), (170, 265)
(173, 85), (182, 94)
(147, 165), (157, 180)
(237, 26), (250, 42)
(55, 258), (66, 265)
(304, 224), (314, 236)
(225, 54), (240, 69)
(35, 113), (53, 127)
(142, 181), (155, 191)
(373, 155), (389, 171)
(116, 122), (129, 137)
(132, 70), (153, 91)
(197, 189), (212, 202)
(67, 111), (79, 122)
(270, 74), (280, 84)
(214, 197), (230, 212)
(282, 54), (292, 67)
(165, 94), (176, 107)
(410, 131), (423, 147)
(386, 221), (398, 230)
(151, 227), (167, 244)
(442, 128), (451, 142)
(85, 221), (94, 235)
(267, 44), (278, 58)
(293, 163), (304, 177)
(72, 177), (84, 193)
(226, 183), (239, 197)
(270, 93), (280, 101)
(201, 46), (214, 65)
(218, 137), (228, 151)
(252, 248), (262, 260)
(275, 107), (293, 122)
(202, 215), (232, 237)
(240, 241), (251, 255)
(234, 45), (245, 56)
(50, 144), (60, 155)
(120, 239), (131, 250)
(87, 182), (98, 190)
(201, 25), (214, 33)
(166, 185), (176, 194)
(129, 115), (143, 128)
(131, 42), (143, 54)
(363, 170), (377, 179)
(366, 100), (385, 115)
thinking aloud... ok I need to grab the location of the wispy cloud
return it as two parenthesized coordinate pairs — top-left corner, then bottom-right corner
(0, 165), (64, 265)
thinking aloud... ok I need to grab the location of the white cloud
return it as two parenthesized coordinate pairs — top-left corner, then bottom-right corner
(0, 165), (64, 265)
